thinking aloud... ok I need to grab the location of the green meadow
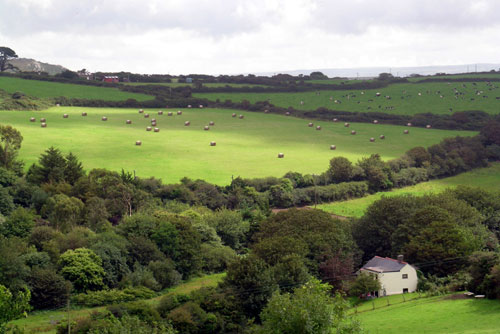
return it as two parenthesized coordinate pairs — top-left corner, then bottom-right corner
(0, 77), (152, 101)
(318, 163), (500, 218)
(194, 81), (500, 116)
(355, 295), (500, 334)
(124, 82), (269, 88)
(0, 107), (474, 185)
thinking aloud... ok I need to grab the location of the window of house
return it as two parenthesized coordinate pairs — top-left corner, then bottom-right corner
(402, 274), (408, 279)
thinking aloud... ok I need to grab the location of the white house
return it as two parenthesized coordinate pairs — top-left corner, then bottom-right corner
(360, 255), (418, 297)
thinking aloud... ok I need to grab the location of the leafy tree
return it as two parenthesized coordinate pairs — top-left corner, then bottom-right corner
(26, 147), (67, 184)
(0, 125), (23, 173)
(356, 154), (393, 192)
(41, 194), (84, 232)
(260, 278), (362, 334)
(91, 241), (130, 288)
(63, 152), (84, 185)
(0, 236), (30, 291)
(151, 220), (179, 258)
(405, 147), (431, 168)
(148, 259), (181, 289)
(349, 272), (381, 297)
(467, 252), (500, 295)
(1, 207), (35, 238)
(203, 209), (248, 250)
(58, 248), (106, 292)
(0, 186), (14, 216)
(29, 268), (71, 310)
(127, 236), (165, 266)
(0, 285), (30, 334)
(328, 157), (354, 183)
(83, 196), (111, 232)
(0, 47), (18, 72)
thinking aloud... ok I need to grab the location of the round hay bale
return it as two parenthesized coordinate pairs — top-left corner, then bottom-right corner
(168, 111), (173, 116)
(209, 121), (215, 126)
(139, 109), (144, 113)
(285, 112), (291, 116)
(370, 137), (375, 142)
(151, 121), (157, 126)
(232, 113), (237, 117)
(136, 140), (142, 146)
(210, 141), (216, 146)
(151, 118), (156, 122)
(177, 110), (182, 115)
(333, 118), (338, 122)
(404, 129), (409, 134)
(102, 116), (107, 121)
(264, 109), (269, 113)
(184, 121), (190, 126)
(154, 128), (160, 132)
(126, 120), (132, 124)
(330, 145), (336, 150)
(380, 135), (385, 139)
(82, 112), (87, 116)
(63, 114), (68, 118)
(308, 122), (314, 127)
(40, 118), (46, 122)
(426, 124), (432, 129)
(376, 92), (381, 97)
(344, 122), (350, 127)
(373, 120), (378, 124)
(146, 126), (152, 131)
(41, 122), (47, 128)
(351, 130), (356, 135)
(239, 115), (244, 119)
(278, 153), (284, 158)
(204, 126), (209, 131)
(56, 103), (60, 107)
(407, 122), (412, 127)
(144, 113), (150, 118)
(199, 104), (203, 108)
(158, 110), (163, 115)
(30, 117), (36, 122)
(316, 126), (321, 130)
(187, 105), (192, 108)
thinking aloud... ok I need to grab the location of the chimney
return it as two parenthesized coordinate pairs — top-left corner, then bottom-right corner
(397, 255), (404, 263)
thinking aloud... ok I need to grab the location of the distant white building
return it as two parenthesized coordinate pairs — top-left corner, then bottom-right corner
(360, 255), (418, 297)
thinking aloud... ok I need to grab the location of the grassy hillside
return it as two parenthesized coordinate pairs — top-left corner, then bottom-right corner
(0, 77), (152, 101)
(355, 294), (500, 334)
(194, 81), (500, 116)
(0, 107), (474, 185)
(318, 163), (500, 218)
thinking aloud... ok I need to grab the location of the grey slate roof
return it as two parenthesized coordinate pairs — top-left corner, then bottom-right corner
(361, 256), (408, 273)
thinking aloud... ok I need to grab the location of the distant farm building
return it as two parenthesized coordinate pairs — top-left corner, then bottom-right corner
(103, 76), (119, 83)
(359, 255), (418, 297)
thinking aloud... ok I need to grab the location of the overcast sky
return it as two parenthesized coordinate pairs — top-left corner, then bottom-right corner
(1, 0), (499, 75)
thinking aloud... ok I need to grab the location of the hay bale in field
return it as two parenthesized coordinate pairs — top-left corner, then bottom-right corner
(158, 110), (163, 115)
(102, 116), (107, 121)
(199, 104), (203, 108)
(62, 113), (69, 119)
(370, 137), (375, 142)
(185, 121), (190, 126)
(126, 120), (132, 124)
(232, 113), (237, 117)
(41, 123), (47, 128)
(404, 129), (409, 134)
(407, 122), (412, 127)
(210, 141), (216, 146)
(308, 122), (313, 127)
(56, 104), (60, 107)
(278, 153), (284, 158)
(40, 118), (46, 122)
(316, 126), (321, 130)
(30, 117), (36, 122)
(187, 105), (192, 108)
(376, 92), (381, 97)
(351, 130), (356, 135)
(330, 145), (336, 150)
(344, 122), (350, 127)
(146, 126), (152, 131)
(204, 126), (210, 131)
(426, 124), (432, 129)
(139, 109), (144, 113)
(333, 118), (338, 122)
(168, 111), (173, 116)
(264, 109), (269, 113)
(82, 112), (87, 116)
(136, 140), (142, 146)
(151, 118), (156, 122)
(285, 112), (291, 116)
(209, 121), (215, 126)
(239, 115), (244, 119)
(144, 114), (150, 118)
(373, 120), (378, 124)
(154, 128), (160, 132)
(151, 121), (157, 126)
(177, 110), (182, 115)
(300, 101), (304, 105)
(380, 135), (385, 139)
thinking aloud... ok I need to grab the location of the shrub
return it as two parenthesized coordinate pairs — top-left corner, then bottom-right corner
(72, 286), (156, 307)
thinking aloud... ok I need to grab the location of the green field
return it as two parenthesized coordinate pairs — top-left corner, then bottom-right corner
(124, 82), (269, 88)
(8, 273), (225, 334)
(356, 295), (500, 334)
(194, 81), (500, 116)
(0, 77), (152, 101)
(318, 163), (500, 218)
(0, 107), (474, 185)
(409, 72), (500, 82)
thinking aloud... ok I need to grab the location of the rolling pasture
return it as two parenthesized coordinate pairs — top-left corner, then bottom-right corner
(0, 107), (474, 185)
(318, 163), (500, 218)
(0, 77), (152, 101)
(194, 81), (500, 116)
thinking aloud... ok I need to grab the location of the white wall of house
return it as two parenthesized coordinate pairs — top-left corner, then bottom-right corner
(376, 264), (418, 296)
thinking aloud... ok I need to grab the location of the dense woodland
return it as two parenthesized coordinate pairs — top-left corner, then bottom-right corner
(0, 117), (499, 333)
